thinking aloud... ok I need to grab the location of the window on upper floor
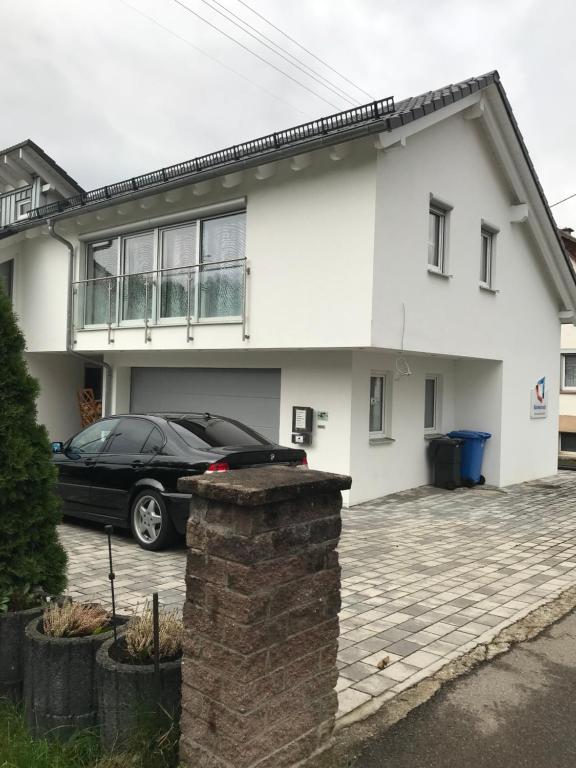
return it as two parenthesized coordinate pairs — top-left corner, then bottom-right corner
(428, 201), (450, 275)
(81, 210), (246, 329)
(16, 199), (32, 220)
(562, 354), (576, 391)
(480, 224), (498, 290)
(0, 259), (14, 300)
(424, 375), (441, 433)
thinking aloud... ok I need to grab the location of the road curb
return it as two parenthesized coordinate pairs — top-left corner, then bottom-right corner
(319, 583), (576, 767)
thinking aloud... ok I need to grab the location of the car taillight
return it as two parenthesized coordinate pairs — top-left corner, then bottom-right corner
(206, 461), (230, 473)
(297, 456), (309, 469)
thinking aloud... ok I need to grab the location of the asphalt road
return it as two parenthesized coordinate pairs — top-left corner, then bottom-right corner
(352, 611), (576, 768)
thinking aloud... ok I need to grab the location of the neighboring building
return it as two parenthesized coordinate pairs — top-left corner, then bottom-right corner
(559, 227), (576, 456)
(1, 71), (575, 505)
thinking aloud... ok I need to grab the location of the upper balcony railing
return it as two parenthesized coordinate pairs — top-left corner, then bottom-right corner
(0, 187), (32, 228)
(72, 257), (248, 344)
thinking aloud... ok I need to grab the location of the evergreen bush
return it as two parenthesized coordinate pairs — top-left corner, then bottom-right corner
(0, 283), (67, 602)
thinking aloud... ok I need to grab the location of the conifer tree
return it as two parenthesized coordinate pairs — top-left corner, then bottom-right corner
(0, 282), (67, 600)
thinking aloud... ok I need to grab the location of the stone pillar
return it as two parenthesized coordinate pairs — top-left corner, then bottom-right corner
(178, 466), (351, 768)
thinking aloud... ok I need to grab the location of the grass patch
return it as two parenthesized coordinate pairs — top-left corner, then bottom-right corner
(0, 699), (179, 768)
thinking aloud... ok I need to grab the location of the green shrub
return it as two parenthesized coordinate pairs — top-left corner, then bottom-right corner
(0, 283), (67, 601)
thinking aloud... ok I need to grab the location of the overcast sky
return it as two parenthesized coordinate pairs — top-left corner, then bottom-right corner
(2, 0), (576, 225)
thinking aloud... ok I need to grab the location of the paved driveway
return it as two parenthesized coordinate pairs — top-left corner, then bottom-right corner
(60, 471), (576, 724)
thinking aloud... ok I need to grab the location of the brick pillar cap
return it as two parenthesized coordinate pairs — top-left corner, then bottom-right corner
(177, 466), (352, 506)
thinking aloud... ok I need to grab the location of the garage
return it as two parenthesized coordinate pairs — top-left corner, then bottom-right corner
(130, 367), (281, 442)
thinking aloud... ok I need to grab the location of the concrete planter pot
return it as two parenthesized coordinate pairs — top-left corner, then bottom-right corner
(24, 616), (124, 739)
(0, 606), (43, 704)
(96, 637), (182, 751)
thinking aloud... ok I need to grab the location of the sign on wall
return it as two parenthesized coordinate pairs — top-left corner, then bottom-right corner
(530, 376), (547, 419)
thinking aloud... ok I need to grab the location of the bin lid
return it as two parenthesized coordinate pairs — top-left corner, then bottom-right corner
(447, 430), (491, 440)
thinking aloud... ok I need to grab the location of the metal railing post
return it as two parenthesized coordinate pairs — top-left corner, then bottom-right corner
(242, 261), (250, 341)
(144, 275), (150, 343)
(186, 267), (194, 343)
(107, 278), (114, 345)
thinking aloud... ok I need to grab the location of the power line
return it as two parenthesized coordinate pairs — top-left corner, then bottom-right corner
(117, 0), (308, 117)
(170, 0), (342, 110)
(198, 0), (360, 106)
(550, 192), (576, 209)
(234, 0), (376, 101)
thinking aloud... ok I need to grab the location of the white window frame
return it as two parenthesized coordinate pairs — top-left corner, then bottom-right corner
(369, 371), (393, 442)
(562, 354), (576, 392)
(82, 210), (245, 329)
(16, 198), (32, 221)
(424, 375), (442, 434)
(480, 222), (498, 290)
(428, 196), (452, 276)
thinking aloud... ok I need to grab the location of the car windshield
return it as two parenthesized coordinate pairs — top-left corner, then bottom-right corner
(169, 417), (269, 448)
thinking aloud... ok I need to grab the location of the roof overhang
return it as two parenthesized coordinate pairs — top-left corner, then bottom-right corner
(2, 72), (575, 318)
(0, 141), (83, 197)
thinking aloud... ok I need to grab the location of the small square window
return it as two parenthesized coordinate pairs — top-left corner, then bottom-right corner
(424, 376), (441, 432)
(562, 355), (576, 390)
(16, 199), (31, 220)
(480, 227), (495, 287)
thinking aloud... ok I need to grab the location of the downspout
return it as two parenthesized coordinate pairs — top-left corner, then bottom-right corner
(47, 220), (113, 416)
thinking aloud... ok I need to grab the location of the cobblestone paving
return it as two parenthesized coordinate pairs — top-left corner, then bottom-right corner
(60, 471), (576, 722)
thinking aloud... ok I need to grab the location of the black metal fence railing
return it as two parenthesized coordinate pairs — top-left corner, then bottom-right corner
(28, 97), (395, 222)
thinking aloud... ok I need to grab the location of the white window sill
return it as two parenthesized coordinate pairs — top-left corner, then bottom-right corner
(479, 284), (499, 294)
(424, 432), (444, 441)
(427, 267), (452, 279)
(369, 436), (395, 445)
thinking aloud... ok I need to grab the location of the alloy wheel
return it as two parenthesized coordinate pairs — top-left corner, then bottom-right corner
(134, 495), (162, 544)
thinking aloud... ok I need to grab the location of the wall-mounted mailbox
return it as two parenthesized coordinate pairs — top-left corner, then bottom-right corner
(292, 406), (313, 446)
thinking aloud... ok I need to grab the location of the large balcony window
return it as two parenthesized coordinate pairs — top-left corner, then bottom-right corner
(76, 211), (246, 335)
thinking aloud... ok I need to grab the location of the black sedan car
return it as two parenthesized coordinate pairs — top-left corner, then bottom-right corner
(52, 413), (307, 550)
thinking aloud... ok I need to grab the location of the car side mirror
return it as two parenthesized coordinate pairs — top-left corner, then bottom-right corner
(51, 441), (64, 454)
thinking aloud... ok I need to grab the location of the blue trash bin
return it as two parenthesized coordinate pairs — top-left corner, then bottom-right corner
(446, 430), (491, 485)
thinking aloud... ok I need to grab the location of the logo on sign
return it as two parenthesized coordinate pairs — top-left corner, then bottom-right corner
(535, 377), (545, 404)
(530, 376), (547, 419)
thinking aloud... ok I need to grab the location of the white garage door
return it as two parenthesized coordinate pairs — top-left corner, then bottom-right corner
(130, 367), (281, 442)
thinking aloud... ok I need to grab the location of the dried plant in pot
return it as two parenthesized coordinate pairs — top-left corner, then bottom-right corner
(96, 603), (183, 751)
(24, 600), (127, 739)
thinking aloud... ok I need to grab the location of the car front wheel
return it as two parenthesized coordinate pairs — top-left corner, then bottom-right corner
(130, 489), (176, 551)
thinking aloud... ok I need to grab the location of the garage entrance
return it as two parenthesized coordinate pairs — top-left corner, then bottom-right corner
(130, 367), (281, 442)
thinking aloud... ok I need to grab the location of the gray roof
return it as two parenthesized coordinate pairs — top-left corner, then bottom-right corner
(0, 72), (500, 236)
(0, 139), (84, 195)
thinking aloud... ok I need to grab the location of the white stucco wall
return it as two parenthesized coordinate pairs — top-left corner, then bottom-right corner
(26, 352), (84, 441)
(10, 235), (70, 352)
(372, 111), (562, 489)
(348, 351), (456, 505)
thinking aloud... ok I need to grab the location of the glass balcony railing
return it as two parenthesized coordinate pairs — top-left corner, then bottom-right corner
(72, 257), (248, 343)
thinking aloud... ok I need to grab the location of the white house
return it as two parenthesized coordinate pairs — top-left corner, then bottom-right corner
(1, 71), (575, 505)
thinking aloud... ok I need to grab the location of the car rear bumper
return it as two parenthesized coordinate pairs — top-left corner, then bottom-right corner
(162, 492), (193, 535)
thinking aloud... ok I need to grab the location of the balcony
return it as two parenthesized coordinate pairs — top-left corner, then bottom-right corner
(0, 187), (32, 228)
(72, 257), (248, 344)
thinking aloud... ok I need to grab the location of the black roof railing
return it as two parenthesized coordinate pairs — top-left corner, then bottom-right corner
(28, 96), (395, 222)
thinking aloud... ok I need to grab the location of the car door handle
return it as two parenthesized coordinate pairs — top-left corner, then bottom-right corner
(84, 458), (97, 467)
(131, 460), (144, 467)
